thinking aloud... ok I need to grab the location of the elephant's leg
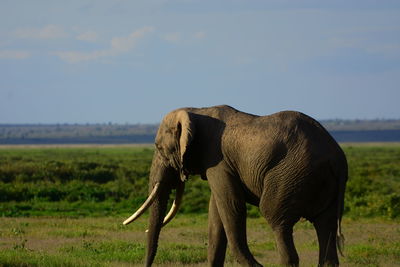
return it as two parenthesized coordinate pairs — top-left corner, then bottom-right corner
(271, 225), (299, 267)
(259, 189), (299, 266)
(214, 198), (262, 267)
(207, 170), (262, 267)
(313, 211), (339, 266)
(208, 194), (227, 267)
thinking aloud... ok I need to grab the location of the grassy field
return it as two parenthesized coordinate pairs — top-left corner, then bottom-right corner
(0, 144), (399, 266)
(0, 216), (399, 266)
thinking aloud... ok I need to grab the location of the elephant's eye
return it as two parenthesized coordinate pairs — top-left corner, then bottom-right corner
(155, 143), (161, 151)
(155, 144), (167, 158)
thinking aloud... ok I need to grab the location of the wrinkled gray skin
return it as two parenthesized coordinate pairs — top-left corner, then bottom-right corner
(143, 105), (347, 267)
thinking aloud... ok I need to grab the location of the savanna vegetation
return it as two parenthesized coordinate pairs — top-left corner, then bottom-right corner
(0, 144), (399, 266)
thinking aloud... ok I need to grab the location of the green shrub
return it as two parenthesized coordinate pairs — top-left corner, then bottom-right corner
(0, 145), (399, 218)
(343, 145), (400, 218)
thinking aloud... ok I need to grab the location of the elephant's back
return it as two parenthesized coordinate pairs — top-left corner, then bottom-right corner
(260, 111), (339, 150)
(224, 110), (340, 155)
(191, 105), (258, 123)
(251, 110), (346, 175)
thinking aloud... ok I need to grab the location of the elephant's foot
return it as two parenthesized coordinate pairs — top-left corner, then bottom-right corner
(232, 253), (263, 267)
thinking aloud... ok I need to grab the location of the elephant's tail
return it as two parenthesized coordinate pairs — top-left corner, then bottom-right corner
(336, 221), (345, 256)
(336, 160), (348, 257)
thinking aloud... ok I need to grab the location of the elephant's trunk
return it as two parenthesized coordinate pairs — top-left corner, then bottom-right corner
(162, 181), (184, 227)
(146, 182), (171, 266)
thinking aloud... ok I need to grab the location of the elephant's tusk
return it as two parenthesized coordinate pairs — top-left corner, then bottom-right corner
(123, 183), (161, 225)
(144, 182), (185, 232)
(162, 182), (185, 227)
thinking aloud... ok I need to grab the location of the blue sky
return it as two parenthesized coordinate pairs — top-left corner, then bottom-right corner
(1, 0), (399, 124)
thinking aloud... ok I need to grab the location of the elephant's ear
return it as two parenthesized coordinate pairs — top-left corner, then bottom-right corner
(176, 110), (195, 182)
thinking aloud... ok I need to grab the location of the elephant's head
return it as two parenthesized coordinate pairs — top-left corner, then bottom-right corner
(123, 109), (195, 266)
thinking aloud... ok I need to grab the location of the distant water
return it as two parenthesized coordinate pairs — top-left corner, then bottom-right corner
(330, 129), (400, 143)
(1, 130), (400, 145)
(0, 135), (156, 145)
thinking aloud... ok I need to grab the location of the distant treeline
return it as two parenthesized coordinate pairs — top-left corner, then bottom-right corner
(321, 119), (400, 131)
(0, 124), (158, 144)
(0, 119), (400, 144)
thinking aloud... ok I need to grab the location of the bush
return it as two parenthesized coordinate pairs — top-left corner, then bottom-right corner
(343, 145), (400, 218)
(0, 145), (400, 218)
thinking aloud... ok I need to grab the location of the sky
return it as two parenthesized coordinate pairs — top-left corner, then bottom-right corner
(1, 0), (400, 124)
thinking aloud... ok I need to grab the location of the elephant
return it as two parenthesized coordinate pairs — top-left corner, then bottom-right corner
(123, 105), (348, 267)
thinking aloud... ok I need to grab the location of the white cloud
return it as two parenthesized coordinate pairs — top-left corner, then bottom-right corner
(330, 36), (400, 59)
(162, 32), (181, 44)
(330, 37), (366, 49)
(0, 50), (31, 59)
(366, 44), (400, 58)
(15, 25), (67, 39)
(51, 50), (111, 63)
(329, 26), (400, 58)
(162, 31), (206, 44)
(76, 31), (98, 42)
(193, 31), (206, 40)
(53, 26), (154, 63)
(111, 27), (154, 52)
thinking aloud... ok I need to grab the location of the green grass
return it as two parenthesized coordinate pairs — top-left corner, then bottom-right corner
(0, 216), (399, 266)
